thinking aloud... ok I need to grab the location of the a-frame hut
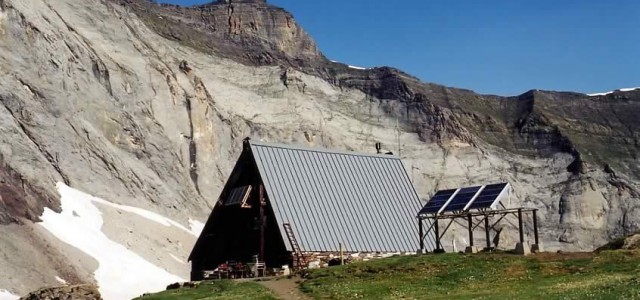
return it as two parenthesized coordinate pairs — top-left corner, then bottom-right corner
(189, 138), (433, 280)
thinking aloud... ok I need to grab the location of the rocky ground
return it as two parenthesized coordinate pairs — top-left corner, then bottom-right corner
(18, 284), (101, 300)
(0, 0), (638, 297)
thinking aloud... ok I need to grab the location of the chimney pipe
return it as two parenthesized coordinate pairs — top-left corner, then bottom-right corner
(375, 142), (382, 154)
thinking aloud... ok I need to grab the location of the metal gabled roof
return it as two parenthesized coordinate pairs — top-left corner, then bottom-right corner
(249, 140), (435, 252)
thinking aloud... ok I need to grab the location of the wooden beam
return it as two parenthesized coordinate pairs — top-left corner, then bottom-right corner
(418, 219), (424, 251)
(259, 184), (265, 261)
(467, 214), (474, 247)
(518, 208), (524, 243)
(533, 209), (539, 245)
(484, 215), (491, 250)
(434, 219), (441, 251)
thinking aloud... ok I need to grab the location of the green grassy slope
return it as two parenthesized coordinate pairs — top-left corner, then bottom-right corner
(301, 251), (640, 300)
(136, 251), (640, 300)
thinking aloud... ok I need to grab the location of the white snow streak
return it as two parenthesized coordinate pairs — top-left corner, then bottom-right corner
(169, 253), (185, 264)
(39, 182), (185, 300)
(55, 276), (67, 285)
(328, 59), (370, 70)
(88, 193), (195, 237)
(188, 218), (205, 236)
(0, 290), (19, 300)
(587, 87), (640, 96)
(348, 65), (368, 70)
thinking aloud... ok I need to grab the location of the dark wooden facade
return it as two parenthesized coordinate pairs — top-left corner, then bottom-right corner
(188, 144), (289, 281)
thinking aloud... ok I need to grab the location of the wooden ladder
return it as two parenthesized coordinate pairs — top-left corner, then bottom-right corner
(283, 223), (306, 270)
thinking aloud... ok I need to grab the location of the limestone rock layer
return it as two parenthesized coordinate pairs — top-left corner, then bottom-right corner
(0, 0), (638, 296)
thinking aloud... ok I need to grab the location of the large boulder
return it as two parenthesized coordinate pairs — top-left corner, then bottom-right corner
(596, 233), (640, 251)
(19, 285), (101, 300)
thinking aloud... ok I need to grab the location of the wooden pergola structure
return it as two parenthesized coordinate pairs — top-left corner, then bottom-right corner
(418, 205), (540, 252)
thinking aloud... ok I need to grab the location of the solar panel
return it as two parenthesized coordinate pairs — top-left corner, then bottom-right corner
(418, 189), (457, 215)
(442, 185), (482, 212)
(467, 183), (509, 210)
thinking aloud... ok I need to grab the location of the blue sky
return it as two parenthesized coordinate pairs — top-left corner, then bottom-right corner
(157, 0), (639, 96)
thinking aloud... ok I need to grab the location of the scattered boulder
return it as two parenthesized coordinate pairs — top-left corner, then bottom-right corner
(19, 285), (101, 300)
(166, 282), (200, 290)
(179, 60), (192, 73)
(625, 234), (640, 249)
(596, 233), (640, 251)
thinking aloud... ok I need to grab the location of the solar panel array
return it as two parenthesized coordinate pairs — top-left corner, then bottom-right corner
(418, 183), (510, 215)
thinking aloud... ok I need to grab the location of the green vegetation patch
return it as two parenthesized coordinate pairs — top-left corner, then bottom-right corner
(301, 251), (640, 300)
(134, 280), (277, 300)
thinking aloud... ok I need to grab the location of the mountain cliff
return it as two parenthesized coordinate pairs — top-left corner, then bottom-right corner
(0, 0), (638, 297)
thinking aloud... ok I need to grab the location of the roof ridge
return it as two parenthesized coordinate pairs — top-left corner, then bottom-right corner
(249, 140), (401, 159)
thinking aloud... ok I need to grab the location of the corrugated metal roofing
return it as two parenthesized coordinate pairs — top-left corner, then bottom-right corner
(249, 141), (436, 252)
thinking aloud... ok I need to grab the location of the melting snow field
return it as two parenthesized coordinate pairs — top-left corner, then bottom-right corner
(39, 183), (186, 300)
(588, 87), (640, 96)
(0, 290), (18, 300)
(84, 189), (196, 237)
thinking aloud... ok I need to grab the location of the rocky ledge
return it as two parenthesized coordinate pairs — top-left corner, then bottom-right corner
(19, 285), (101, 300)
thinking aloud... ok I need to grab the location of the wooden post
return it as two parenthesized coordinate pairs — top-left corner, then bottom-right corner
(533, 209), (539, 245)
(418, 219), (424, 251)
(434, 218), (441, 251)
(467, 214), (474, 247)
(259, 185), (265, 261)
(518, 208), (524, 243)
(484, 215), (491, 250)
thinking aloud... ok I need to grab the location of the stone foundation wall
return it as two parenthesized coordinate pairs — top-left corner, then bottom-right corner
(301, 251), (414, 269)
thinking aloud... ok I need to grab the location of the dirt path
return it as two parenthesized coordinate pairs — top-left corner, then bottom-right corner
(258, 277), (311, 300)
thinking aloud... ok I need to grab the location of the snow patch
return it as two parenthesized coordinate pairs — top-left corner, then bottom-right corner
(169, 253), (185, 264)
(39, 183), (185, 300)
(188, 218), (205, 236)
(619, 87), (640, 92)
(588, 87), (640, 96)
(0, 290), (19, 300)
(328, 59), (371, 70)
(348, 65), (368, 70)
(55, 276), (67, 285)
(86, 191), (195, 237)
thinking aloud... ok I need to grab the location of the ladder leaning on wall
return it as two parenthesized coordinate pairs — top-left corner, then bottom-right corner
(283, 223), (307, 270)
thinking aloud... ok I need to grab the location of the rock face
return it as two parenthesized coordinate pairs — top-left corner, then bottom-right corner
(114, 0), (324, 67)
(0, 0), (638, 296)
(19, 284), (101, 300)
